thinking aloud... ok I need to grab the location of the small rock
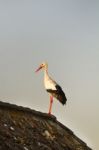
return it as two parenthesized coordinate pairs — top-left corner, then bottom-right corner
(24, 146), (28, 150)
(10, 126), (15, 131)
(4, 123), (7, 127)
(43, 130), (55, 140)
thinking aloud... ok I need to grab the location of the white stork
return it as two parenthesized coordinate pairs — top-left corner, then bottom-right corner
(35, 62), (67, 115)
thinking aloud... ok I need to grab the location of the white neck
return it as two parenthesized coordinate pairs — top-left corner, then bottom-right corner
(43, 65), (57, 90)
(44, 66), (49, 79)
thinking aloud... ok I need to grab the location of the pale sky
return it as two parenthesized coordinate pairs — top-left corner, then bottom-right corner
(0, 1), (99, 149)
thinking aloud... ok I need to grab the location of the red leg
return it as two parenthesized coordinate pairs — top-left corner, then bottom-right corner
(48, 95), (53, 115)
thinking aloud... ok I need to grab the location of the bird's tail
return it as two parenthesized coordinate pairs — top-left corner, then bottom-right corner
(58, 93), (67, 105)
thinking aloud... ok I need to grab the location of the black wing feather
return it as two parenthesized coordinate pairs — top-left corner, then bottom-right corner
(55, 85), (67, 105)
(46, 84), (67, 105)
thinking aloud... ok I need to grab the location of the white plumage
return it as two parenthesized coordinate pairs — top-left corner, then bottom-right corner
(44, 73), (57, 90)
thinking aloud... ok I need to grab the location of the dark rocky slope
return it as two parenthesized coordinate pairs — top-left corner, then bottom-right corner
(0, 101), (92, 150)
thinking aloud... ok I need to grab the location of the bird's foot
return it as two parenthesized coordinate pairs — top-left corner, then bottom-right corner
(48, 112), (51, 115)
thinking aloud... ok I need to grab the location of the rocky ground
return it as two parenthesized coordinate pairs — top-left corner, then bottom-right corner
(0, 101), (92, 150)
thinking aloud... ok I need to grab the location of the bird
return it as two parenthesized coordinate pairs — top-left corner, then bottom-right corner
(35, 62), (67, 115)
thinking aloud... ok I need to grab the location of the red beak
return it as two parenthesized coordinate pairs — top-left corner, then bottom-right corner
(35, 66), (42, 73)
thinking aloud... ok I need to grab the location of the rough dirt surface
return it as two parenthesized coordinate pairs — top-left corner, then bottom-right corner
(0, 101), (92, 150)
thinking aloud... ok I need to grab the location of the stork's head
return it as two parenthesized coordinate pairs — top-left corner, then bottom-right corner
(35, 62), (48, 72)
